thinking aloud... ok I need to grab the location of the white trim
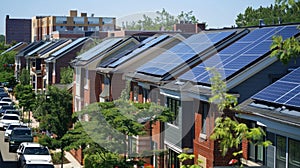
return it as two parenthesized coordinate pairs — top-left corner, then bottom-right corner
(164, 141), (182, 153)
(160, 89), (180, 99)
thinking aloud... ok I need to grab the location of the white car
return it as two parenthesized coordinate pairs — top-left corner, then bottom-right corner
(17, 142), (52, 167)
(4, 123), (27, 142)
(1, 97), (13, 103)
(0, 114), (20, 130)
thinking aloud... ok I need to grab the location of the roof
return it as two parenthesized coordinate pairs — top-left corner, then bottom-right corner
(74, 37), (124, 66)
(20, 142), (44, 148)
(178, 25), (300, 86)
(1, 42), (27, 55)
(45, 37), (89, 63)
(16, 41), (45, 57)
(26, 42), (52, 57)
(38, 39), (71, 58)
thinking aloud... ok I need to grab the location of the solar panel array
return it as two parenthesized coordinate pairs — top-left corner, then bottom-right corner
(136, 31), (236, 77)
(99, 34), (169, 68)
(79, 38), (123, 61)
(38, 39), (69, 56)
(27, 42), (52, 57)
(179, 25), (300, 84)
(51, 37), (87, 57)
(252, 67), (300, 108)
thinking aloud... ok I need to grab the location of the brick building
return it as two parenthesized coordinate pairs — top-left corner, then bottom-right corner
(5, 15), (31, 44)
(31, 10), (116, 41)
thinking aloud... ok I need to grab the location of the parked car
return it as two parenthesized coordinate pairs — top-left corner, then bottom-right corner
(0, 114), (20, 130)
(17, 142), (52, 168)
(4, 109), (20, 116)
(0, 101), (11, 110)
(21, 161), (54, 168)
(4, 123), (27, 142)
(0, 105), (15, 116)
(9, 127), (33, 152)
(1, 97), (13, 103)
(0, 92), (9, 99)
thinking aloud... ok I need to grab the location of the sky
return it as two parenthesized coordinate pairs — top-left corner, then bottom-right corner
(0, 0), (276, 35)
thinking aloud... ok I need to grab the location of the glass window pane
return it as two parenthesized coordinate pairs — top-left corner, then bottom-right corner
(289, 138), (300, 168)
(276, 135), (286, 168)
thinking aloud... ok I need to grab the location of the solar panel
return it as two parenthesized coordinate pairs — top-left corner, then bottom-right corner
(26, 42), (52, 57)
(51, 37), (88, 57)
(179, 25), (300, 84)
(79, 38), (123, 61)
(106, 34), (169, 68)
(252, 67), (300, 108)
(137, 30), (236, 77)
(38, 39), (69, 56)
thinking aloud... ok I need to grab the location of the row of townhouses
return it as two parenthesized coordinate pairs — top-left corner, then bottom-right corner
(2, 22), (300, 168)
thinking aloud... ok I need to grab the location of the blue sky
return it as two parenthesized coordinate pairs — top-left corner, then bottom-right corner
(0, 0), (275, 35)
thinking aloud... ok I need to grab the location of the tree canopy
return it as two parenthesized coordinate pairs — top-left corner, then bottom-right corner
(124, 9), (200, 31)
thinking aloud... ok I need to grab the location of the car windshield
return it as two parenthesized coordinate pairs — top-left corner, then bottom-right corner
(2, 115), (18, 120)
(24, 147), (50, 155)
(1, 106), (13, 110)
(8, 125), (27, 130)
(5, 111), (19, 115)
(13, 130), (31, 136)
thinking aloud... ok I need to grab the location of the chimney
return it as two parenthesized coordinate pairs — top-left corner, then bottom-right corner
(70, 10), (78, 17)
(81, 13), (87, 17)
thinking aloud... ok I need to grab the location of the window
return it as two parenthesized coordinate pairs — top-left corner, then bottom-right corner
(73, 17), (85, 24)
(249, 123), (265, 163)
(55, 16), (67, 24)
(88, 17), (99, 24)
(102, 18), (113, 24)
(276, 135), (286, 168)
(201, 102), (209, 134)
(289, 138), (300, 168)
(167, 97), (181, 126)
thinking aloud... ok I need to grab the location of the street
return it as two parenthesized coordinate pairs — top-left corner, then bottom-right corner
(0, 130), (18, 168)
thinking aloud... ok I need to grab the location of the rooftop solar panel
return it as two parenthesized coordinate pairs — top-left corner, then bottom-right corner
(51, 37), (87, 57)
(38, 39), (69, 56)
(79, 38), (123, 61)
(136, 31), (236, 77)
(252, 67), (300, 108)
(106, 34), (169, 68)
(26, 42), (52, 57)
(179, 25), (300, 84)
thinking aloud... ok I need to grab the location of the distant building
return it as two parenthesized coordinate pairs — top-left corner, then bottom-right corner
(5, 15), (32, 44)
(31, 10), (116, 41)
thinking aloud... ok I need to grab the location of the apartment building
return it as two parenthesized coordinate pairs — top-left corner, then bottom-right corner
(31, 10), (116, 41)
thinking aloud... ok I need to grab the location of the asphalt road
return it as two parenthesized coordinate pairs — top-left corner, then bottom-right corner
(0, 130), (18, 168)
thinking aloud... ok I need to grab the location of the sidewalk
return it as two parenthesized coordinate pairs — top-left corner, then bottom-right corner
(54, 151), (83, 168)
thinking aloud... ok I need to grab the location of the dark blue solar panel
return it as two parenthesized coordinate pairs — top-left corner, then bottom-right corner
(38, 39), (69, 56)
(137, 30), (236, 76)
(179, 25), (300, 84)
(107, 35), (169, 68)
(252, 67), (300, 108)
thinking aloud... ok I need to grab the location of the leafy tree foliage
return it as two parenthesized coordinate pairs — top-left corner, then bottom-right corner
(35, 86), (73, 139)
(124, 9), (200, 31)
(206, 68), (271, 166)
(14, 84), (36, 112)
(19, 69), (30, 85)
(60, 66), (73, 84)
(235, 3), (300, 27)
(0, 35), (5, 43)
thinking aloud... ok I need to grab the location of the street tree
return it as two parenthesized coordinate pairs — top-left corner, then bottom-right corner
(14, 84), (36, 112)
(207, 68), (271, 166)
(19, 69), (30, 85)
(35, 86), (73, 167)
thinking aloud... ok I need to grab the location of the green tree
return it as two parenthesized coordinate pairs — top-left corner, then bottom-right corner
(270, 0), (300, 64)
(235, 3), (300, 27)
(125, 9), (199, 31)
(14, 84), (36, 113)
(19, 69), (30, 85)
(60, 66), (73, 84)
(0, 35), (5, 43)
(35, 86), (73, 168)
(207, 68), (271, 166)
